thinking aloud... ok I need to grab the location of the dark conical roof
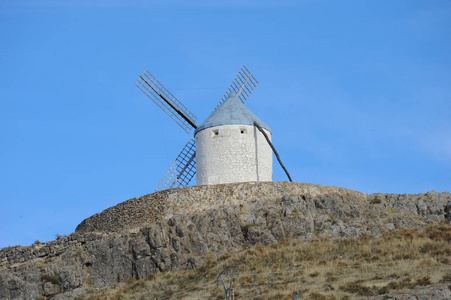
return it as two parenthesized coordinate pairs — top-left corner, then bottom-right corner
(194, 95), (271, 136)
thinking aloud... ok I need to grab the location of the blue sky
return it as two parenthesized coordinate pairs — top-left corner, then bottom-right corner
(1, 0), (450, 248)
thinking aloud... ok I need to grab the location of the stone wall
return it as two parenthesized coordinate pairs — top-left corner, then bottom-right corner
(74, 182), (359, 233)
(0, 232), (105, 268)
(75, 182), (451, 234)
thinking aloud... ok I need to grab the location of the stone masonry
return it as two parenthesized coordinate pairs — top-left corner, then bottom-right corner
(75, 182), (367, 233)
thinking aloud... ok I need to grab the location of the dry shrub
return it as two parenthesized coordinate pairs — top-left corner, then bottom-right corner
(399, 277), (412, 288)
(325, 271), (337, 283)
(439, 257), (451, 264)
(427, 224), (451, 242)
(370, 197), (382, 204)
(417, 258), (437, 268)
(440, 273), (451, 283)
(377, 286), (390, 295)
(337, 261), (348, 267)
(385, 281), (400, 290)
(112, 293), (125, 300)
(309, 292), (327, 300)
(270, 292), (293, 299)
(146, 273), (155, 280)
(41, 274), (61, 285)
(420, 242), (441, 254)
(415, 275), (432, 286)
(324, 284), (334, 291)
(126, 280), (146, 292)
(209, 287), (223, 299)
(255, 243), (265, 252)
(326, 277), (337, 283)
(219, 252), (231, 261)
(309, 271), (320, 278)
(339, 282), (374, 296)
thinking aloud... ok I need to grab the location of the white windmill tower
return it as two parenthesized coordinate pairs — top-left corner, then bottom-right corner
(136, 66), (292, 191)
(194, 94), (273, 185)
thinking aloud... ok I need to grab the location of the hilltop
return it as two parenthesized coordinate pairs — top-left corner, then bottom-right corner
(1, 182), (450, 299)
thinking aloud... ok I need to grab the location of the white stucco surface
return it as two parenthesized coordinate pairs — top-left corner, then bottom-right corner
(195, 124), (273, 185)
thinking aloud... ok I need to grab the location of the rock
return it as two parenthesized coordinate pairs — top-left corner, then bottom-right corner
(365, 283), (451, 300)
(0, 182), (450, 299)
(445, 203), (451, 220)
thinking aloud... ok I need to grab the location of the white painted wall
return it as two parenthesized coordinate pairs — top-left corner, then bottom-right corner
(195, 124), (273, 185)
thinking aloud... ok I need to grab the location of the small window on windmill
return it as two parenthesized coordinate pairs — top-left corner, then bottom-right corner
(240, 127), (247, 134)
(212, 129), (219, 137)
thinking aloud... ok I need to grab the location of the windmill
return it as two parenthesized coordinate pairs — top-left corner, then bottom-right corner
(136, 66), (260, 191)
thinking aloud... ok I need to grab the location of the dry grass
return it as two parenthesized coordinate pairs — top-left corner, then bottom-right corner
(77, 224), (451, 300)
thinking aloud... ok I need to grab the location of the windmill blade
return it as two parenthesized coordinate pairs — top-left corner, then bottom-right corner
(136, 69), (198, 134)
(155, 139), (196, 191)
(214, 65), (258, 110)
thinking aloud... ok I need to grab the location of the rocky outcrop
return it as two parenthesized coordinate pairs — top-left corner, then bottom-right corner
(367, 283), (451, 300)
(0, 182), (450, 300)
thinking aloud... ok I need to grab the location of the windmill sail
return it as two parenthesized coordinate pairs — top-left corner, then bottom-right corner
(136, 69), (198, 133)
(136, 66), (258, 192)
(214, 65), (258, 110)
(155, 139), (196, 191)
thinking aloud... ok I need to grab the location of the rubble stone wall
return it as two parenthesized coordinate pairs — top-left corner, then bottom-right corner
(74, 182), (364, 233)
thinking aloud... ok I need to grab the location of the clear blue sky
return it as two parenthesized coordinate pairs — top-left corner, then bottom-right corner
(1, 0), (450, 248)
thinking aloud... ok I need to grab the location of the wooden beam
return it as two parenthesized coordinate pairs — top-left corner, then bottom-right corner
(254, 122), (293, 182)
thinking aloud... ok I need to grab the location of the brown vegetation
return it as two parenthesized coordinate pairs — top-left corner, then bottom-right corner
(76, 224), (451, 299)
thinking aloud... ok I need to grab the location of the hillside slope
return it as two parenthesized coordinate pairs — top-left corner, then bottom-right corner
(1, 182), (450, 299)
(77, 224), (451, 300)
